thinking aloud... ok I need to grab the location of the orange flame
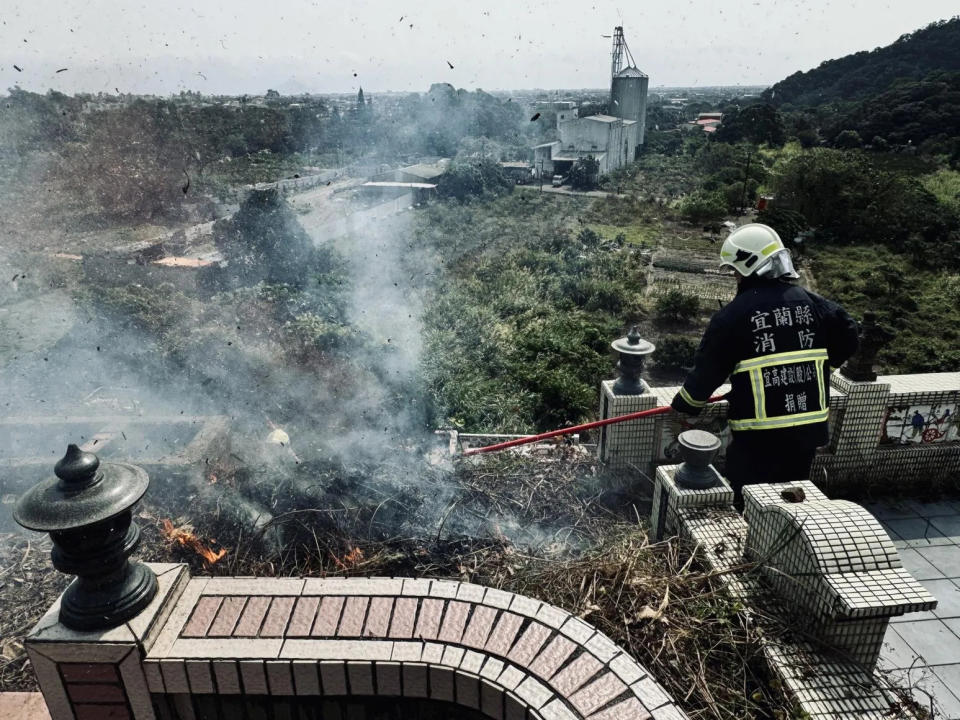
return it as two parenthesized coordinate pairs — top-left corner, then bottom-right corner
(331, 546), (365, 570)
(160, 519), (227, 566)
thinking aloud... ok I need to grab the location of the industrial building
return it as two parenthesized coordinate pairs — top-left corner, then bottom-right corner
(534, 27), (649, 178)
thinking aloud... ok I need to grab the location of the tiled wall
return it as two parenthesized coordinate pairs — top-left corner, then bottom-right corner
(600, 372), (960, 494)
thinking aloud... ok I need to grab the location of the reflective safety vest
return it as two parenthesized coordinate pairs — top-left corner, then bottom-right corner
(727, 348), (829, 431)
(670, 278), (860, 447)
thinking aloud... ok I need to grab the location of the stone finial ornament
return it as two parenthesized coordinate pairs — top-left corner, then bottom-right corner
(14, 444), (158, 631)
(610, 325), (655, 395)
(840, 311), (894, 382)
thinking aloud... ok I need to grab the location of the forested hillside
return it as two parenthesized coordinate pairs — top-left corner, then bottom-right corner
(763, 18), (960, 107)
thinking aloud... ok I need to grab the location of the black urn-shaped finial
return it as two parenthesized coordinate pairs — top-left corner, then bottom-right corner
(13, 445), (158, 631)
(611, 326), (655, 395)
(674, 430), (722, 489)
(840, 312), (895, 382)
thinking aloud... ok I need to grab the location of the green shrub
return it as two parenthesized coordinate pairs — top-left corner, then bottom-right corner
(655, 335), (698, 370)
(678, 189), (727, 224)
(655, 289), (700, 324)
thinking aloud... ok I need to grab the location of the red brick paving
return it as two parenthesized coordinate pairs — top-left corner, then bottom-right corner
(65, 684), (126, 704)
(181, 595), (222, 637)
(437, 600), (470, 643)
(550, 653), (603, 697)
(461, 604), (497, 649)
(587, 696), (652, 720)
(568, 672), (627, 716)
(311, 595), (345, 636)
(232, 596), (272, 637)
(138, 578), (682, 719)
(528, 635), (576, 681)
(507, 622), (551, 666)
(363, 597), (393, 638)
(59, 664), (120, 683)
(207, 596), (247, 637)
(337, 596), (370, 637)
(286, 596), (320, 637)
(260, 596), (296, 637)
(388, 597), (418, 638)
(485, 611), (524, 656)
(413, 598), (444, 640)
(73, 705), (130, 720)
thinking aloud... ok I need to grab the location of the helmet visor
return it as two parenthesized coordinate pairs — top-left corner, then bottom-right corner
(755, 249), (799, 279)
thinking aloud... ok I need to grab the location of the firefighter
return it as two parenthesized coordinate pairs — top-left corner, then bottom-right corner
(671, 223), (859, 494)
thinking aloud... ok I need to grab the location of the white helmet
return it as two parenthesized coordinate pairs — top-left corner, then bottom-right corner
(720, 223), (799, 279)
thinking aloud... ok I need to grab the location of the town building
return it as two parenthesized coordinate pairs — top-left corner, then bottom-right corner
(533, 28), (649, 178)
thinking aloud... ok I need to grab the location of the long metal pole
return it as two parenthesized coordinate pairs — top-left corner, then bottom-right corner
(462, 395), (724, 456)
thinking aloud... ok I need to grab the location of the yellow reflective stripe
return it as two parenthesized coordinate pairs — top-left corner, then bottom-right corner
(679, 386), (706, 408)
(749, 368), (766, 419)
(760, 242), (780, 256)
(733, 348), (828, 373)
(729, 408), (829, 431)
(816, 358), (827, 411)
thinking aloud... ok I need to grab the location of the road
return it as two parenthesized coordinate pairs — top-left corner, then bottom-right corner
(518, 185), (626, 199)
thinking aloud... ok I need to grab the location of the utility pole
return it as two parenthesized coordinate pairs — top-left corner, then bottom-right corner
(739, 150), (753, 215)
(538, 160), (544, 193)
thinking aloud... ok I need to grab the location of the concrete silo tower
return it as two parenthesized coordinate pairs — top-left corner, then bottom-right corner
(611, 66), (649, 145)
(608, 26), (649, 157)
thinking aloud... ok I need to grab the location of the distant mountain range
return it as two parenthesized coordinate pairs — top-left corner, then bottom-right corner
(763, 17), (960, 107)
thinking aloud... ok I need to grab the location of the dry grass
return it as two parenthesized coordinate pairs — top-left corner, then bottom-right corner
(0, 451), (928, 718)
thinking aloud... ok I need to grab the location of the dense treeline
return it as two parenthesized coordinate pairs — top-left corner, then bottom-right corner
(763, 17), (960, 107)
(0, 83), (538, 224)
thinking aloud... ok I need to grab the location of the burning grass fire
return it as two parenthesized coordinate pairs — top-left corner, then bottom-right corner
(159, 518), (228, 567)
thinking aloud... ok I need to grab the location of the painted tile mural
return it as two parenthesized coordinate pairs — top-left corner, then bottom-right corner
(882, 403), (960, 445)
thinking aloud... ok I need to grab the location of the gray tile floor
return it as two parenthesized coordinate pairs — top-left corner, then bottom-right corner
(868, 500), (960, 719)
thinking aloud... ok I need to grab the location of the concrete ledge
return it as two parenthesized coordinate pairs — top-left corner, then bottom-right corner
(0, 692), (52, 720)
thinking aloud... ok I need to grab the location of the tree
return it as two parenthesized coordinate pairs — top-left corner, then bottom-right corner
(762, 19), (960, 107)
(772, 148), (955, 259)
(713, 104), (786, 146)
(757, 208), (809, 244)
(570, 156), (600, 190)
(678, 189), (727, 224)
(834, 129), (863, 148)
(55, 100), (197, 222)
(437, 160), (513, 201)
(212, 188), (322, 288)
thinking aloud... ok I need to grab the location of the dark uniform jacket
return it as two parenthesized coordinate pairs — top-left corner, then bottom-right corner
(671, 276), (859, 448)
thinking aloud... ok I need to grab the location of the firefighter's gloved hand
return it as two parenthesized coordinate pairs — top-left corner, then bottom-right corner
(670, 391), (704, 417)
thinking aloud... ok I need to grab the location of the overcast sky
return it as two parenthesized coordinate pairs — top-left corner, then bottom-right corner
(1, 0), (957, 96)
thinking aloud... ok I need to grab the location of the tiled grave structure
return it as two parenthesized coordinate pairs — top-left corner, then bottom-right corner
(742, 483), (936, 668)
(650, 464), (938, 719)
(599, 370), (960, 491)
(26, 570), (689, 720)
